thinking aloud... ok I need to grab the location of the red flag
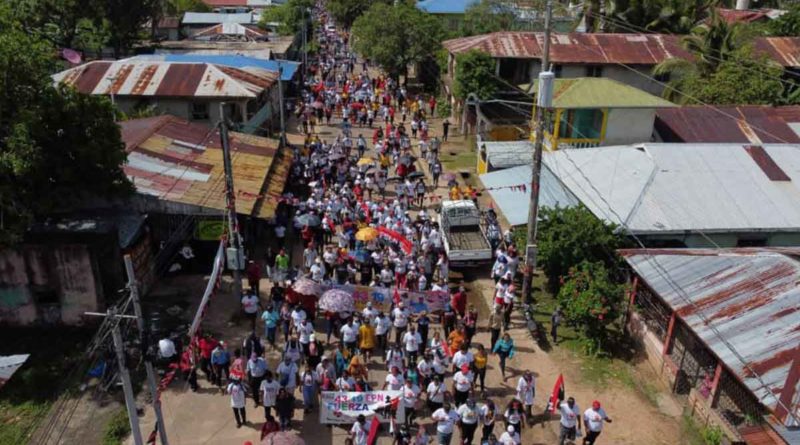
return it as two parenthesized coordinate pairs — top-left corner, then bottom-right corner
(146, 423), (157, 444)
(367, 417), (380, 445)
(441, 339), (452, 358)
(393, 288), (401, 304)
(548, 374), (565, 413)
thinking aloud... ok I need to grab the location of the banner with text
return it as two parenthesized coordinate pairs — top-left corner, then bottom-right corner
(319, 391), (405, 424)
(323, 284), (449, 314)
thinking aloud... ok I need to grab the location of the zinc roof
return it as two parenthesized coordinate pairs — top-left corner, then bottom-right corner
(131, 55), (299, 81)
(416, 0), (479, 14)
(620, 248), (800, 423)
(192, 23), (268, 40)
(655, 106), (800, 144)
(482, 140), (533, 169)
(52, 59), (277, 99)
(120, 116), (289, 220)
(182, 12), (256, 25)
(523, 78), (675, 109)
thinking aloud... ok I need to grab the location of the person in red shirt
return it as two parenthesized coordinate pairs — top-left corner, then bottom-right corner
(450, 285), (467, 318)
(428, 96), (437, 117)
(198, 333), (218, 381)
(301, 225), (314, 246)
(388, 106), (395, 124)
(245, 260), (261, 297)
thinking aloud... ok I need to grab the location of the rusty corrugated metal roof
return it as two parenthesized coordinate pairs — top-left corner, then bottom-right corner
(52, 59), (278, 99)
(716, 8), (770, 24)
(655, 106), (800, 144)
(621, 248), (800, 424)
(444, 32), (800, 68)
(119, 116), (285, 219)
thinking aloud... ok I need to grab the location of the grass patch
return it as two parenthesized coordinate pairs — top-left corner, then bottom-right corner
(441, 147), (477, 173)
(102, 408), (131, 445)
(681, 413), (711, 445)
(0, 327), (95, 445)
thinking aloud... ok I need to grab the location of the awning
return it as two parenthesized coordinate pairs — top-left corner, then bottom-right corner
(0, 354), (30, 389)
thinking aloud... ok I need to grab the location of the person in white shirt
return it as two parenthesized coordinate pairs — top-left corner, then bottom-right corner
(276, 357), (298, 391)
(241, 291), (260, 331)
(300, 364), (319, 412)
(374, 312), (391, 351)
(227, 380), (247, 428)
(417, 354), (434, 386)
(558, 397), (582, 445)
(386, 344), (405, 371)
(297, 319), (315, 356)
(350, 414), (369, 445)
(336, 370), (356, 391)
(402, 325), (423, 364)
(290, 306), (307, 331)
(431, 402), (460, 445)
(260, 371), (280, 419)
(452, 364), (474, 407)
(402, 379), (421, 426)
(516, 371), (536, 417)
(303, 245), (317, 270)
(310, 259), (324, 283)
(393, 302), (411, 344)
(456, 398), (480, 445)
(340, 319), (359, 353)
(499, 425), (521, 445)
(479, 399), (498, 442)
(426, 375), (445, 413)
(583, 400), (612, 445)
(384, 366), (405, 390)
(362, 301), (378, 321)
(452, 345), (474, 371)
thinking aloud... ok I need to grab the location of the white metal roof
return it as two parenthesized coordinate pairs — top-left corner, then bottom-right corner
(182, 12), (255, 25)
(482, 140), (533, 170)
(544, 143), (800, 234)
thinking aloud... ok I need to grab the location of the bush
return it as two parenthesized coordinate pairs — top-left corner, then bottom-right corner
(102, 408), (131, 445)
(701, 425), (723, 445)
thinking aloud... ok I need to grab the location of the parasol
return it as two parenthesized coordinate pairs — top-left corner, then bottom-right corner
(292, 278), (321, 296)
(407, 171), (425, 180)
(294, 213), (321, 227)
(319, 288), (354, 312)
(261, 431), (306, 445)
(312, 100), (324, 109)
(349, 249), (371, 263)
(357, 157), (374, 166)
(355, 227), (379, 241)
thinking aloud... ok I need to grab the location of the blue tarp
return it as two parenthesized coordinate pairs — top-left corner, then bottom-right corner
(416, 0), (479, 14)
(131, 55), (300, 81)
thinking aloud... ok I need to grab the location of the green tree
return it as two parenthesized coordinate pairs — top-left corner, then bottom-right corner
(163, 0), (211, 15)
(328, 0), (390, 30)
(103, 0), (160, 57)
(603, 0), (706, 34)
(0, 11), (132, 245)
(460, 0), (517, 37)
(351, 2), (444, 80)
(537, 205), (629, 293)
(259, 0), (314, 36)
(767, 3), (800, 36)
(556, 261), (626, 352)
(453, 50), (501, 100)
(692, 47), (786, 105)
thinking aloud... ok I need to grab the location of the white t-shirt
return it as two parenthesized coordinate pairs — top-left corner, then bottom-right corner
(403, 384), (420, 408)
(298, 321), (314, 344)
(584, 407), (608, 432)
(499, 431), (521, 445)
(417, 359), (432, 377)
(426, 381), (444, 403)
(560, 402), (581, 428)
(276, 362), (298, 389)
(453, 371), (474, 392)
(291, 309), (307, 326)
(403, 331), (422, 352)
(337, 376), (356, 391)
(260, 379), (280, 407)
(241, 295), (259, 314)
(385, 373), (405, 390)
(479, 404), (496, 426)
(457, 404), (480, 424)
(340, 324), (358, 342)
(452, 351), (474, 369)
(386, 350), (405, 371)
(227, 383), (246, 408)
(301, 371), (318, 387)
(362, 307), (378, 320)
(374, 316), (391, 335)
(516, 376), (536, 405)
(393, 307), (410, 327)
(431, 408), (460, 434)
(351, 421), (369, 445)
(505, 409), (523, 425)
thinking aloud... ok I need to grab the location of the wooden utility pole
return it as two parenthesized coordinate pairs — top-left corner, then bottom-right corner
(219, 104), (245, 299)
(521, 0), (554, 303)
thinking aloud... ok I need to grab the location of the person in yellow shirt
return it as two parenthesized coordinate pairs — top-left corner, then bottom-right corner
(449, 185), (462, 201)
(474, 343), (488, 394)
(358, 321), (376, 360)
(447, 326), (466, 355)
(348, 354), (369, 380)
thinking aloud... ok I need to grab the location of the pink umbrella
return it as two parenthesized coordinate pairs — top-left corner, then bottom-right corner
(261, 431), (305, 445)
(291, 278), (321, 296)
(319, 288), (354, 312)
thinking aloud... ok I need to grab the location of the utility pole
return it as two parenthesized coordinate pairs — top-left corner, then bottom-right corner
(86, 309), (143, 445)
(124, 256), (170, 445)
(278, 66), (286, 145)
(521, 0), (554, 303)
(301, 8), (307, 87)
(219, 103), (244, 299)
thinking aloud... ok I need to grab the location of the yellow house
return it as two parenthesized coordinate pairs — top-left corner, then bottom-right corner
(521, 78), (675, 150)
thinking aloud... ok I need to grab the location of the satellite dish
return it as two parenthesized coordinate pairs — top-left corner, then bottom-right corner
(61, 48), (82, 65)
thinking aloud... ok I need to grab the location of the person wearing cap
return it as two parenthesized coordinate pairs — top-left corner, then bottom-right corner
(582, 400), (611, 445)
(340, 317), (359, 354)
(432, 402), (460, 445)
(498, 425), (520, 445)
(457, 398), (480, 445)
(516, 370), (536, 419)
(452, 343), (474, 372)
(559, 396), (582, 445)
(452, 363), (475, 406)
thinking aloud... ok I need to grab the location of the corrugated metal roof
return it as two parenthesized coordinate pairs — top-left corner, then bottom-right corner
(620, 248), (800, 423)
(182, 12), (256, 25)
(444, 31), (800, 67)
(156, 36), (295, 57)
(480, 164), (579, 226)
(52, 59), (277, 99)
(120, 116), (286, 219)
(416, 0), (479, 14)
(192, 23), (268, 40)
(0, 354), (29, 389)
(203, 0), (248, 6)
(716, 8), (770, 24)
(483, 140), (533, 169)
(523, 78), (675, 109)
(132, 55), (299, 81)
(542, 143), (800, 234)
(656, 106), (800, 144)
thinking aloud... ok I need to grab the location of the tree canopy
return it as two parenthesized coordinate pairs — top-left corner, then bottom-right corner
(0, 7), (132, 245)
(327, 0), (391, 30)
(351, 2), (443, 80)
(766, 3), (800, 37)
(453, 50), (501, 100)
(460, 0), (518, 37)
(537, 205), (629, 293)
(259, 0), (314, 36)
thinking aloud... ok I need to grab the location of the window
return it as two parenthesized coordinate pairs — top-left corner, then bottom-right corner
(586, 65), (603, 77)
(191, 102), (209, 120)
(557, 109), (604, 139)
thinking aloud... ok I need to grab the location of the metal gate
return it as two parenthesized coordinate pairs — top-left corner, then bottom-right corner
(669, 321), (716, 396)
